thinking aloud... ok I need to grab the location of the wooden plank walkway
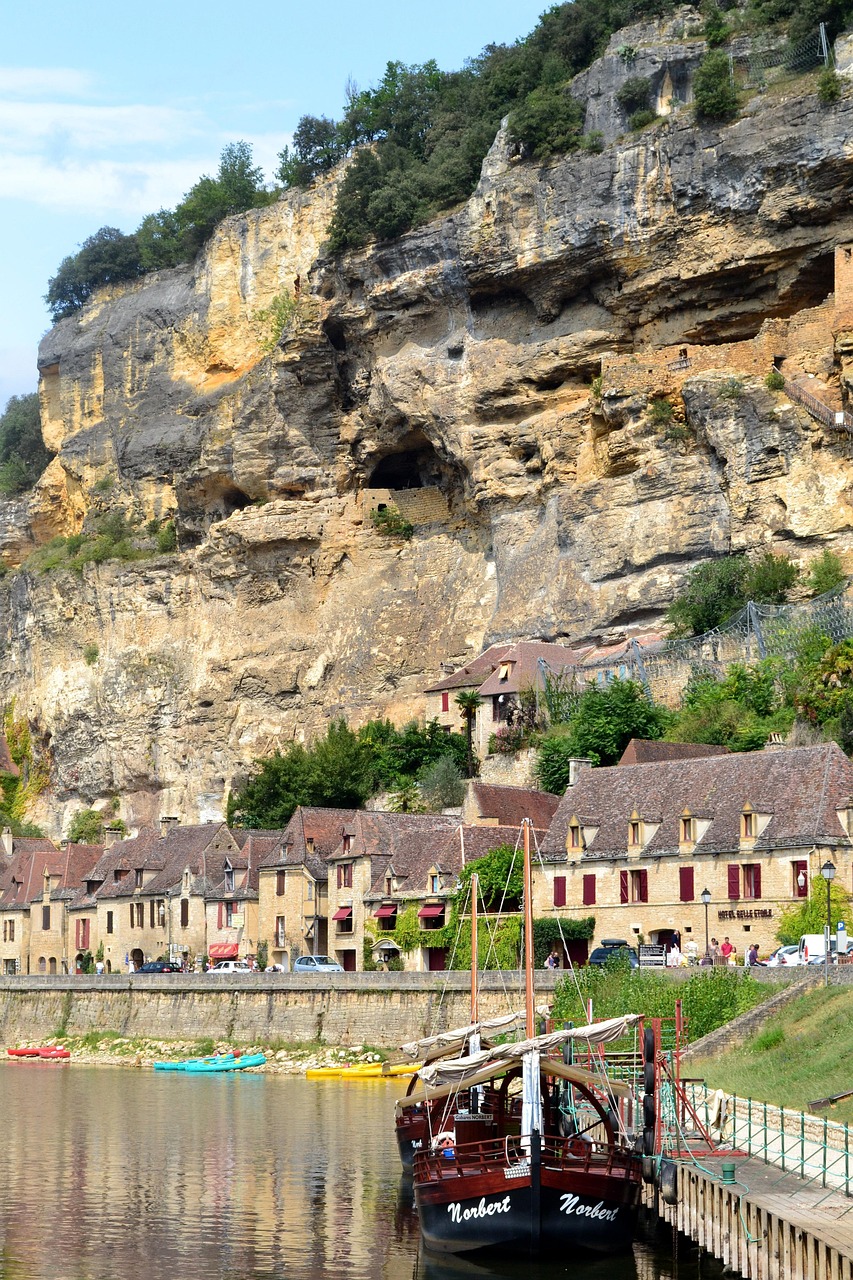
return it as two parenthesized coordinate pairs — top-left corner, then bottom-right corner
(648, 1153), (853, 1279)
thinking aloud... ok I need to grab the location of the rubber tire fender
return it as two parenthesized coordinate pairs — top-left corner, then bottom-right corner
(659, 1159), (678, 1206)
(642, 1126), (655, 1157)
(643, 1027), (655, 1063)
(643, 1092), (656, 1130)
(642, 1154), (657, 1185)
(644, 1060), (655, 1095)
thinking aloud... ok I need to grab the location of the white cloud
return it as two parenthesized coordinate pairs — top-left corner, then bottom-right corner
(0, 101), (203, 153)
(0, 67), (92, 97)
(0, 154), (209, 217)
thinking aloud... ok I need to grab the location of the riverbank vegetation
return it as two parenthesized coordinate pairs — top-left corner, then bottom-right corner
(692, 984), (853, 1121)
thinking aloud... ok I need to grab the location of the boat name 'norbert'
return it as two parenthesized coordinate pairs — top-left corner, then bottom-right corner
(559, 1194), (619, 1221)
(447, 1195), (512, 1223)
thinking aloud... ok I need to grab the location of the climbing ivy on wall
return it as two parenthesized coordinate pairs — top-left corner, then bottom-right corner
(1, 700), (49, 834)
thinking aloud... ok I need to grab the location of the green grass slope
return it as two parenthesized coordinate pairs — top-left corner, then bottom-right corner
(692, 985), (853, 1121)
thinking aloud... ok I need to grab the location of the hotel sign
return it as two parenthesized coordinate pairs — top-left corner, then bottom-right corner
(717, 908), (773, 921)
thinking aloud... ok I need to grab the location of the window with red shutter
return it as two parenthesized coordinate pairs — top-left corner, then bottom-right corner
(75, 919), (80, 948)
(743, 863), (762, 900)
(679, 866), (694, 903)
(217, 902), (223, 928)
(553, 876), (566, 908)
(83, 919), (90, 949)
(727, 865), (740, 900)
(638, 869), (648, 903)
(582, 874), (596, 906)
(180, 899), (189, 928)
(441, 691), (449, 713)
(793, 861), (808, 898)
(620, 870), (629, 904)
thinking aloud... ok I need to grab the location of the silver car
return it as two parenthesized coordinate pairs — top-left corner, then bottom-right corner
(292, 954), (344, 973)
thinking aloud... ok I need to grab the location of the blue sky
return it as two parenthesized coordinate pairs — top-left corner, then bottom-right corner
(1, 0), (548, 411)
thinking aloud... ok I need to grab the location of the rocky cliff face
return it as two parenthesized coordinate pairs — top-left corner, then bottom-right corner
(4, 17), (853, 831)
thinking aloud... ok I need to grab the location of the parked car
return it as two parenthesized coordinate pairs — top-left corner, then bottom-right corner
(763, 944), (800, 968)
(209, 960), (252, 973)
(587, 939), (639, 969)
(137, 960), (182, 974)
(292, 955), (344, 973)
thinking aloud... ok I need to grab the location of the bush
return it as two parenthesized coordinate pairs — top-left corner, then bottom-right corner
(370, 504), (414, 539)
(807, 549), (846, 597)
(616, 76), (652, 115)
(703, 6), (731, 46)
(629, 108), (658, 129)
(156, 521), (177, 553)
(693, 50), (738, 121)
(718, 377), (743, 400)
(82, 643), (99, 667)
(765, 369), (785, 390)
(419, 755), (466, 810)
(580, 131), (604, 152)
(536, 678), (671, 786)
(818, 67), (842, 105)
(648, 397), (674, 427)
(666, 555), (750, 636)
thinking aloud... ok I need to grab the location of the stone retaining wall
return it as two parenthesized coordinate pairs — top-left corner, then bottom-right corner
(0, 972), (560, 1047)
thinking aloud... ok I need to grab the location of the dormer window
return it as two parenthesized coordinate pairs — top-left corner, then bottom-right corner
(342, 834), (352, 854)
(680, 816), (694, 843)
(569, 823), (581, 850)
(742, 810), (755, 839)
(225, 864), (235, 893)
(629, 821), (641, 847)
(499, 663), (511, 681)
(430, 873), (441, 893)
(386, 875), (393, 894)
(306, 838), (315, 854)
(135, 869), (143, 889)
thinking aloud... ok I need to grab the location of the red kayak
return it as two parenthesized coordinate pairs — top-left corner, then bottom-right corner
(7, 1048), (40, 1058)
(37, 1047), (70, 1059)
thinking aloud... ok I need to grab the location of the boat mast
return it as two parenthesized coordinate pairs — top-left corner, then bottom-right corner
(470, 871), (479, 1025)
(523, 819), (535, 1039)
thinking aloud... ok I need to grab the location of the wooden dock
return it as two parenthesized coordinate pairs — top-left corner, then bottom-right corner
(647, 1153), (853, 1279)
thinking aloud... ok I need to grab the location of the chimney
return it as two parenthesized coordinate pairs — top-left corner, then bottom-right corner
(0, 827), (13, 857)
(567, 758), (594, 786)
(763, 733), (786, 752)
(103, 825), (124, 848)
(160, 816), (180, 839)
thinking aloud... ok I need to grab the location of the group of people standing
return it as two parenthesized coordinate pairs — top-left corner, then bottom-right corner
(701, 935), (759, 966)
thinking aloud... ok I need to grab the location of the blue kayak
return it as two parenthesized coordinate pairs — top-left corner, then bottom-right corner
(184, 1053), (266, 1074)
(154, 1053), (238, 1072)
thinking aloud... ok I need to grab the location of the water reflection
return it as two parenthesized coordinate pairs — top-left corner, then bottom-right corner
(0, 1066), (719, 1280)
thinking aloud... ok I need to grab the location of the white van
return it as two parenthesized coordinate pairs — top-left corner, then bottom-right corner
(798, 934), (839, 965)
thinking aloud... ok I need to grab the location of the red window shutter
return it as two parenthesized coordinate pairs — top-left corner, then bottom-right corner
(620, 870), (629, 904)
(84, 919), (90, 949)
(441, 691), (449, 713)
(638, 869), (648, 903)
(553, 876), (567, 908)
(217, 902), (223, 928)
(753, 864), (761, 900)
(129, 905), (134, 928)
(679, 866), (694, 903)
(796, 861), (808, 897)
(337, 866), (342, 890)
(582, 874), (596, 906)
(75, 919), (80, 947)
(727, 865), (740, 900)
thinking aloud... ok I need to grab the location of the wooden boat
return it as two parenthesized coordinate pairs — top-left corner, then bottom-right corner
(406, 820), (643, 1259)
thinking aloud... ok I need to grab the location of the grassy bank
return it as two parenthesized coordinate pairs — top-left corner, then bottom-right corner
(553, 963), (779, 1042)
(691, 985), (853, 1122)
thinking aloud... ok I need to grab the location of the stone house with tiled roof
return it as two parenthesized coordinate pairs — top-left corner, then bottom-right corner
(461, 782), (561, 831)
(257, 808), (357, 968)
(327, 811), (459, 971)
(0, 837), (100, 974)
(537, 741), (853, 960)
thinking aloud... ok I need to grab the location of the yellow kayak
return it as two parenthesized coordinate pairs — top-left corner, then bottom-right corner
(306, 1063), (419, 1079)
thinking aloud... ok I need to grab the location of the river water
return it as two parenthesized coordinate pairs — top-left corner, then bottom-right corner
(0, 1064), (722, 1280)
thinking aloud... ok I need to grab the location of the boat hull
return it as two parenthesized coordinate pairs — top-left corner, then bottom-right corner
(414, 1145), (640, 1257)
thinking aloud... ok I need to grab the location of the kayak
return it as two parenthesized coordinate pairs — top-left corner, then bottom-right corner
(154, 1053), (236, 1072)
(184, 1053), (266, 1074)
(7, 1047), (40, 1058)
(306, 1063), (418, 1080)
(38, 1047), (71, 1059)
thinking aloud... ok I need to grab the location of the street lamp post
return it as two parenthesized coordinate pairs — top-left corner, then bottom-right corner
(821, 859), (836, 989)
(701, 888), (711, 960)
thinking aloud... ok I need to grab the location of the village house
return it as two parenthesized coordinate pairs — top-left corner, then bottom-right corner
(537, 741), (853, 961)
(0, 834), (103, 974)
(327, 811), (460, 971)
(257, 808), (356, 968)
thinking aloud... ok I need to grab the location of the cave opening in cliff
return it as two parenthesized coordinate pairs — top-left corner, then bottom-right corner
(368, 432), (445, 490)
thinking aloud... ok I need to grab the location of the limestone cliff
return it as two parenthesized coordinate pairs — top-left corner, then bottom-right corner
(4, 16), (853, 832)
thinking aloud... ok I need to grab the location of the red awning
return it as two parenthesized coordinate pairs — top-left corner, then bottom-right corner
(332, 907), (353, 922)
(418, 905), (445, 919)
(209, 942), (239, 959)
(375, 904), (397, 919)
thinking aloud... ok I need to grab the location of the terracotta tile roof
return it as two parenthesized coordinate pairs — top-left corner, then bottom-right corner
(424, 644), (515, 694)
(467, 783), (560, 830)
(259, 807), (360, 878)
(618, 739), (731, 766)
(542, 743), (853, 861)
(475, 642), (591, 697)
